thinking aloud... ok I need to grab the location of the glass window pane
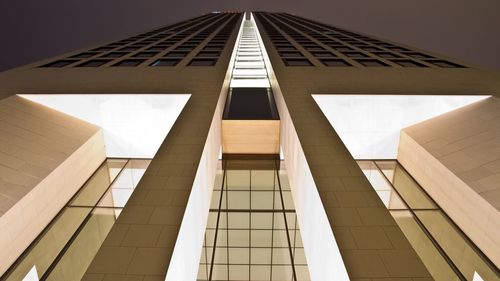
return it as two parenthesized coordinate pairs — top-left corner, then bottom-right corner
(70, 159), (127, 206)
(45, 208), (120, 281)
(390, 210), (460, 281)
(377, 161), (437, 209)
(414, 210), (498, 281)
(4, 207), (91, 281)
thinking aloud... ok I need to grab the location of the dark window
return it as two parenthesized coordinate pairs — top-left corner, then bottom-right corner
(188, 58), (218, 66)
(355, 59), (389, 67)
(373, 52), (401, 59)
(305, 46), (325, 51)
(311, 51), (335, 57)
(76, 59), (111, 67)
(279, 51), (303, 57)
(332, 47), (353, 52)
(203, 46), (223, 51)
(360, 46), (382, 52)
(133, 52), (159, 58)
(147, 46), (166, 52)
(426, 60), (464, 68)
(277, 47), (297, 52)
(119, 47), (140, 52)
(113, 59), (146, 67)
(391, 59), (427, 67)
(40, 60), (77, 68)
(165, 51), (190, 58)
(90, 47), (114, 52)
(342, 51), (369, 58)
(175, 46), (195, 51)
(321, 59), (352, 67)
(387, 46), (411, 52)
(151, 59), (181, 66)
(101, 52), (128, 58)
(405, 52), (433, 59)
(197, 51), (221, 57)
(283, 58), (313, 66)
(70, 52), (98, 59)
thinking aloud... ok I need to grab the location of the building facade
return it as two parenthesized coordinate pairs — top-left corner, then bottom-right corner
(0, 11), (499, 281)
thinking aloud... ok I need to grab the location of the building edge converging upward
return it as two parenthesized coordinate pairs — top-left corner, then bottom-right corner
(0, 11), (499, 281)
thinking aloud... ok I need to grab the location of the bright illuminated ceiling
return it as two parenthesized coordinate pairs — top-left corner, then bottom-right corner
(20, 94), (190, 158)
(312, 94), (490, 159)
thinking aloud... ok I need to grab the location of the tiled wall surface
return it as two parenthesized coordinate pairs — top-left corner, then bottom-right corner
(0, 96), (106, 276)
(399, 97), (500, 269)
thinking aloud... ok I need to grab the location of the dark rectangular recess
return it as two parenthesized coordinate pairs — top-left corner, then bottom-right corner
(223, 88), (279, 120)
(426, 60), (464, 68)
(70, 52), (99, 59)
(113, 59), (146, 67)
(40, 60), (77, 68)
(391, 59), (427, 67)
(355, 59), (389, 67)
(283, 58), (313, 66)
(150, 58), (181, 66)
(188, 58), (217, 66)
(321, 59), (352, 67)
(76, 59), (111, 67)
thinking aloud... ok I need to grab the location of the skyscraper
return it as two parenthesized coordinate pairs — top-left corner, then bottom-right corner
(0, 11), (498, 281)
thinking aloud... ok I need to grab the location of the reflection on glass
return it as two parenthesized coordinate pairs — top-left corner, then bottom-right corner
(415, 210), (499, 281)
(45, 208), (120, 281)
(358, 160), (499, 281)
(98, 159), (151, 208)
(198, 163), (311, 281)
(376, 161), (437, 209)
(70, 159), (127, 207)
(4, 207), (91, 281)
(2, 158), (149, 281)
(391, 210), (461, 281)
(357, 161), (407, 209)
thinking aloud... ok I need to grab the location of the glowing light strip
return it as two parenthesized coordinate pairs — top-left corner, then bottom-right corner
(229, 16), (270, 88)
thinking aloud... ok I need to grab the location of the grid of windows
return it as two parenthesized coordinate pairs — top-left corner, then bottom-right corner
(358, 160), (499, 281)
(254, 12), (465, 68)
(40, 13), (242, 68)
(198, 162), (311, 281)
(3, 159), (151, 281)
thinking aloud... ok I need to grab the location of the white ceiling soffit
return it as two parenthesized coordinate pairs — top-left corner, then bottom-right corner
(20, 94), (191, 158)
(312, 94), (490, 159)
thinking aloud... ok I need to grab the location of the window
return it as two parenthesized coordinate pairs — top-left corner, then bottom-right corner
(355, 59), (389, 67)
(373, 52), (401, 59)
(113, 59), (146, 67)
(70, 52), (98, 59)
(133, 52), (159, 58)
(391, 59), (427, 67)
(311, 51), (335, 57)
(76, 59), (111, 67)
(197, 51), (221, 57)
(100, 52), (128, 58)
(283, 58), (313, 66)
(40, 60), (77, 68)
(426, 60), (464, 68)
(321, 59), (352, 67)
(342, 51), (368, 58)
(188, 58), (218, 66)
(165, 51), (190, 58)
(151, 59), (181, 66)
(279, 51), (303, 57)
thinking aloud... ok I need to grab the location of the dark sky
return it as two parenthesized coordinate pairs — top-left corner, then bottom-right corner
(1, 0), (500, 72)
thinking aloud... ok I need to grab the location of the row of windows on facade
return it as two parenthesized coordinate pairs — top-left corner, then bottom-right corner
(39, 13), (242, 68)
(255, 12), (464, 68)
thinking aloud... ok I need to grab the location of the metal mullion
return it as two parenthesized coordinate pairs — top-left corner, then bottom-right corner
(40, 158), (131, 280)
(373, 161), (467, 281)
(209, 160), (228, 281)
(274, 159), (297, 281)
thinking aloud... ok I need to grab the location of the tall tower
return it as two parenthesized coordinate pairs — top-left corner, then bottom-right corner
(0, 11), (499, 281)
